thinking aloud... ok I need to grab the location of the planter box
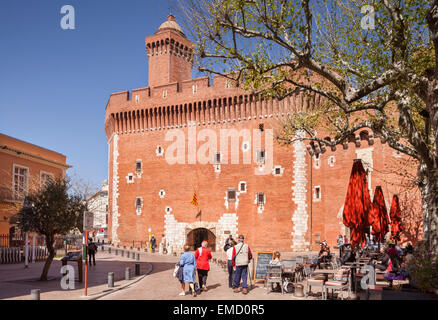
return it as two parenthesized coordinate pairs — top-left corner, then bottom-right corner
(382, 286), (438, 300)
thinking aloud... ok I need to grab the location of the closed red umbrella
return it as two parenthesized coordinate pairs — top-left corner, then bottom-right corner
(343, 159), (372, 248)
(369, 186), (390, 243)
(389, 194), (403, 242)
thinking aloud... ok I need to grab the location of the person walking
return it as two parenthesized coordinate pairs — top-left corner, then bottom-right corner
(194, 240), (212, 292)
(226, 240), (237, 288)
(87, 238), (97, 266)
(161, 234), (167, 254)
(150, 235), (157, 253)
(231, 235), (253, 294)
(179, 245), (197, 297)
(337, 234), (345, 256)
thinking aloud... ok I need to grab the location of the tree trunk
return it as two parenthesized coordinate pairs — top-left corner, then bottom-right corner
(40, 234), (55, 281)
(418, 164), (438, 256)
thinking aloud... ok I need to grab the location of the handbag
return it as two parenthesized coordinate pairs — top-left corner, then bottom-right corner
(173, 263), (180, 278)
(232, 243), (244, 262)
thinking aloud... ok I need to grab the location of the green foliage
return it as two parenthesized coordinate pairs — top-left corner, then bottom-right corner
(18, 176), (85, 237)
(408, 241), (438, 292)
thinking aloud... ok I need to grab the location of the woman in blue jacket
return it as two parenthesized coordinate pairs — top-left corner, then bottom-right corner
(179, 244), (197, 296)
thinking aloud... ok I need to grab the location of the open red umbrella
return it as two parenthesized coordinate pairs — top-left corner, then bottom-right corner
(369, 186), (390, 243)
(343, 159), (372, 248)
(389, 194), (403, 242)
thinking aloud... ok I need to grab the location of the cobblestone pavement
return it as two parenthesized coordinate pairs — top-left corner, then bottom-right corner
(0, 250), (152, 300)
(0, 248), (379, 300)
(101, 251), (322, 300)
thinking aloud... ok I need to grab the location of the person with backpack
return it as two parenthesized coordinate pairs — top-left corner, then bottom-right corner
(87, 238), (97, 266)
(194, 240), (212, 292)
(231, 235), (253, 294)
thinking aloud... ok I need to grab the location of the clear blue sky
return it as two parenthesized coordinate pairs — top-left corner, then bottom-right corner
(0, 0), (195, 188)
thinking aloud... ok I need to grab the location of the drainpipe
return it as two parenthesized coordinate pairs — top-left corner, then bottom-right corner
(309, 154), (313, 252)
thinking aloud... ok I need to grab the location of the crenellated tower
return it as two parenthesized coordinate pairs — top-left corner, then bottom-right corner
(145, 15), (194, 88)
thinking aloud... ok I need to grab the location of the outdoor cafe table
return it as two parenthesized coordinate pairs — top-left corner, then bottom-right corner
(311, 269), (337, 282)
(341, 264), (368, 293)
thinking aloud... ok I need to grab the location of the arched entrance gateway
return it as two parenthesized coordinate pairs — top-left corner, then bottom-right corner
(186, 228), (216, 252)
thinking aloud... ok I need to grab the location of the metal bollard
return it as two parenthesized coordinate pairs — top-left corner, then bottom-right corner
(109, 247), (111, 254)
(30, 289), (40, 300)
(135, 263), (140, 276)
(101, 246), (105, 252)
(125, 267), (131, 280)
(108, 272), (114, 287)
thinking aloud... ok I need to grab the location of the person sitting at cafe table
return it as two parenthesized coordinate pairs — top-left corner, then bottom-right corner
(371, 246), (390, 271)
(317, 241), (332, 268)
(340, 244), (355, 264)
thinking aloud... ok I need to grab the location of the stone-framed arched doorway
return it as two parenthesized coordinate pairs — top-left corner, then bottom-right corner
(186, 228), (216, 251)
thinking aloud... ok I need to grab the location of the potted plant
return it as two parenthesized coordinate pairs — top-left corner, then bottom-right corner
(382, 241), (438, 300)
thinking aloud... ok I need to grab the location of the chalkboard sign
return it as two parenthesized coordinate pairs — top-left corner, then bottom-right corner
(254, 252), (274, 281)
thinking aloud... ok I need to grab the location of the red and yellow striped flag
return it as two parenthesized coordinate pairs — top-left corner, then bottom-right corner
(190, 192), (199, 207)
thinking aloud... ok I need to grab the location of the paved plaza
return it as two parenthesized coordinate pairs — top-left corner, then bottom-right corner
(0, 248), (381, 300)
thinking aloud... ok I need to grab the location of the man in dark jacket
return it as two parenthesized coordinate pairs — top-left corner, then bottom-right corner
(150, 235), (157, 253)
(88, 238), (97, 266)
(373, 246), (390, 271)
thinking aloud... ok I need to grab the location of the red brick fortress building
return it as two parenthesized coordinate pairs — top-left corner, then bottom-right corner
(104, 15), (410, 252)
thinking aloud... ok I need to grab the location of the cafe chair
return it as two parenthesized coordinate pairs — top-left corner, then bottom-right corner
(304, 265), (327, 300)
(323, 268), (351, 300)
(282, 260), (297, 282)
(265, 265), (284, 294)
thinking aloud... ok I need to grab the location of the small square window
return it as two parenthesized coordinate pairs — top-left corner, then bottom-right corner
(315, 233), (321, 244)
(214, 152), (221, 164)
(128, 175), (133, 181)
(328, 156), (335, 167)
(257, 150), (265, 164)
(136, 197), (142, 214)
(257, 193), (265, 205)
(259, 123), (264, 132)
(240, 183), (246, 192)
(275, 167), (281, 175)
(313, 186), (321, 201)
(227, 189), (236, 202)
(156, 146), (164, 156)
(136, 160), (142, 173)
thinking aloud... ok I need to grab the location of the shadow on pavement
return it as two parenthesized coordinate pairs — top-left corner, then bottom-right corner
(0, 259), (150, 300)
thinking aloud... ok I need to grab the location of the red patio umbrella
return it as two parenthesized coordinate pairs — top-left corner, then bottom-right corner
(369, 186), (390, 244)
(343, 159), (372, 248)
(389, 194), (403, 243)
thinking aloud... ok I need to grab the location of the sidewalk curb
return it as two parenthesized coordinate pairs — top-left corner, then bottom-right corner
(81, 262), (154, 300)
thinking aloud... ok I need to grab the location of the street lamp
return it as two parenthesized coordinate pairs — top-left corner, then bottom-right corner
(148, 228), (152, 252)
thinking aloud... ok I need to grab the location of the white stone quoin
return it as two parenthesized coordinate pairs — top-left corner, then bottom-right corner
(163, 213), (238, 251)
(111, 134), (120, 245)
(291, 133), (310, 251)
